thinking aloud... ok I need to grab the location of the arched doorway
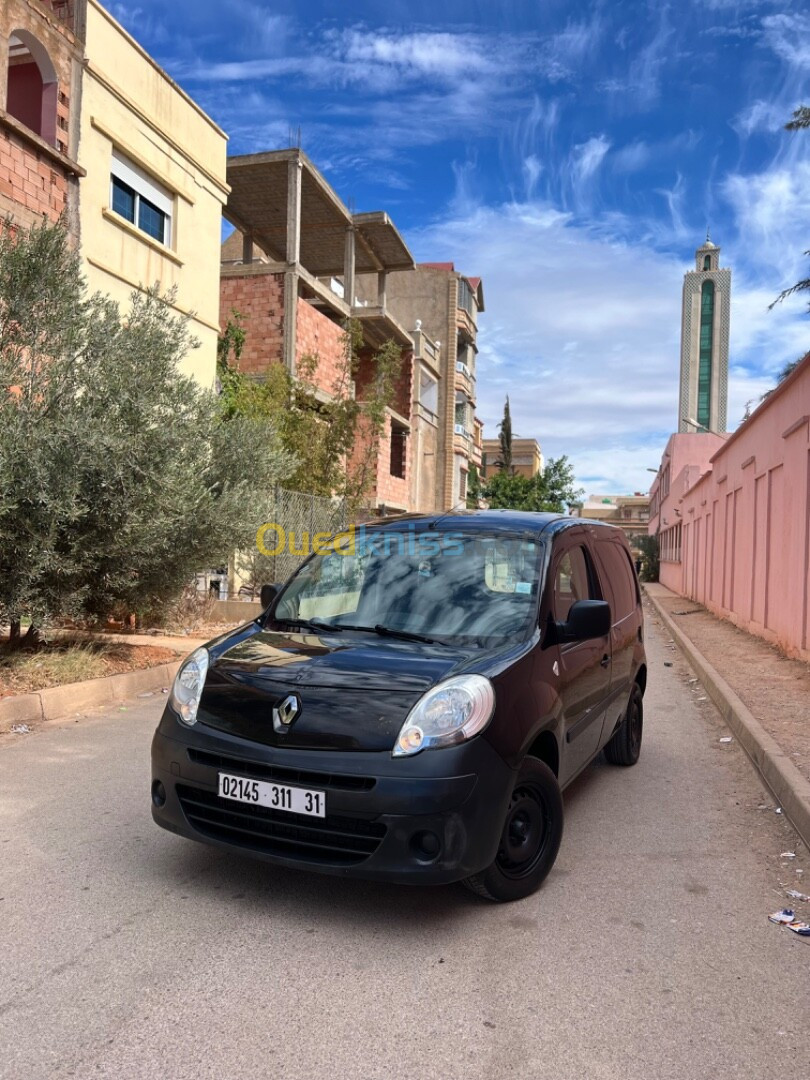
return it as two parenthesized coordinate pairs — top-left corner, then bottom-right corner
(6, 30), (58, 146)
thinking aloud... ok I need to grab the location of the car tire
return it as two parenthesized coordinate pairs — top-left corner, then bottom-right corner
(604, 683), (643, 767)
(462, 756), (563, 903)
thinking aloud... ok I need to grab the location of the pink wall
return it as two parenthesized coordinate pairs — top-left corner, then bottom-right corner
(655, 355), (810, 660)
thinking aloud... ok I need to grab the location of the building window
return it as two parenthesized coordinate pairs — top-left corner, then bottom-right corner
(389, 422), (407, 479)
(6, 31), (58, 145)
(703, 254), (711, 271)
(457, 278), (474, 317)
(109, 149), (173, 246)
(698, 280), (715, 429)
(459, 468), (468, 501)
(418, 368), (438, 415)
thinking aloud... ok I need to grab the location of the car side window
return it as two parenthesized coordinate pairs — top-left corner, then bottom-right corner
(595, 542), (636, 622)
(552, 545), (593, 621)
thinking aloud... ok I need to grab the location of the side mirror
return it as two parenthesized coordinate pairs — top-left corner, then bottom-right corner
(260, 583), (279, 609)
(558, 599), (611, 643)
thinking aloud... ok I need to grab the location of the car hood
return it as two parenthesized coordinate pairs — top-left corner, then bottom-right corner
(197, 626), (480, 752)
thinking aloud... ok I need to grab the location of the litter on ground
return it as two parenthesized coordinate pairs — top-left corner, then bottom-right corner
(769, 909), (795, 923)
(781, 852), (797, 859)
(10, 724), (31, 734)
(719, 737), (733, 743)
(786, 889), (810, 902)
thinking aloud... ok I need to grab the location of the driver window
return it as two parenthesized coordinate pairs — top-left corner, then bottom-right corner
(552, 546), (591, 621)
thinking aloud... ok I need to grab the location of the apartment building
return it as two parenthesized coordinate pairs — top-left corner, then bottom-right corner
(481, 436), (544, 479)
(575, 494), (652, 551)
(1, 0), (86, 234)
(77, 0), (228, 387)
(374, 262), (485, 512)
(220, 149), (417, 514)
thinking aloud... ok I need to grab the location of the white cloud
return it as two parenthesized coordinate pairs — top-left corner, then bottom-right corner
(760, 13), (810, 69)
(722, 161), (810, 282)
(406, 195), (808, 495)
(732, 99), (786, 137)
(574, 136), (611, 182)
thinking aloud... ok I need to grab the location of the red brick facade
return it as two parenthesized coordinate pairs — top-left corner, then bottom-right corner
(220, 263), (416, 511)
(0, 126), (68, 221)
(296, 297), (346, 394)
(220, 270), (286, 376)
(0, 0), (83, 232)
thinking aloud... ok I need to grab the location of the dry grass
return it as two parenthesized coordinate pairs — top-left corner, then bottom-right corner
(0, 639), (178, 697)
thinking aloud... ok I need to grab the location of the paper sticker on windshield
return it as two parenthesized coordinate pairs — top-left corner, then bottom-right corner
(515, 582), (532, 595)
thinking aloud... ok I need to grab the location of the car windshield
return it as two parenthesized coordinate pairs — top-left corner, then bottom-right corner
(268, 529), (544, 645)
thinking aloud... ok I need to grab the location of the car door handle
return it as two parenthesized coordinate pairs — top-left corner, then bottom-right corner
(600, 654), (610, 668)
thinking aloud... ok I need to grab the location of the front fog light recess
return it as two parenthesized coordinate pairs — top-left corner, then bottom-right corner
(393, 674), (494, 757)
(170, 647), (209, 726)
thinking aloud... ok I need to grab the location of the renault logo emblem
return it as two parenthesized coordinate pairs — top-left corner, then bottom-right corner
(273, 693), (301, 734)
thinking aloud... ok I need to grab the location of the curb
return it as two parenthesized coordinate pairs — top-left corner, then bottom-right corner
(644, 585), (810, 852)
(0, 661), (182, 733)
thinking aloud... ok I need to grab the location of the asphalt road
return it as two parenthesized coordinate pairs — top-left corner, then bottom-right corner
(1, 609), (808, 1080)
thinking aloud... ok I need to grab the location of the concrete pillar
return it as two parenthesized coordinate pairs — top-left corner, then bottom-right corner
(344, 226), (356, 309)
(283, 272), (298, 376)
(377, 271), (387, 309)
(286, 158), (302, 266)
(242, 232), (254, 265)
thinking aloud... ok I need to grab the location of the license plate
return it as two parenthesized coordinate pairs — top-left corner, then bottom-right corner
(217, 772), (326, 818)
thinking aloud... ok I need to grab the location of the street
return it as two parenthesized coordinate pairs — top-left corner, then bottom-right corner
(1, 614), (807, 1080)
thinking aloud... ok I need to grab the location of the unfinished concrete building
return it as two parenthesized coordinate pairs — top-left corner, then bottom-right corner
(221, 149), (418, 514)
(362, 262), (485, 512)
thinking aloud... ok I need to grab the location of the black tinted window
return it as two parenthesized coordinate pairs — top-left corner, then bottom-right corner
(552, 545), (595, 620)
(596, 541), (637, 621)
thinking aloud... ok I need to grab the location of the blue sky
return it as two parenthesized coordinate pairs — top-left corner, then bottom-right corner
(113, 0), (810, 494)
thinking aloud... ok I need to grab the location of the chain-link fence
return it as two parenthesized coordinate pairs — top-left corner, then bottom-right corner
(235, 486), (348, 593)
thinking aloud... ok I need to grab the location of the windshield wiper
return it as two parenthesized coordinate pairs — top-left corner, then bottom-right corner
(273, 617), (342, 633)
(338, 623), (443, 646)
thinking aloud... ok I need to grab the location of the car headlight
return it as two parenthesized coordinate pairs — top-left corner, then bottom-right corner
(170, 647), (209, 726)
(393, 674), (495, 757)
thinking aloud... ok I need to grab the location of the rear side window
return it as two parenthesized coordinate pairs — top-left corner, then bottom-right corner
(552, 545), (597, 620)
(595, 542), (638, 622)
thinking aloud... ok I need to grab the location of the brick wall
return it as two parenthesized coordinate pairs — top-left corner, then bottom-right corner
(220, 271), (286, 377)
(0, 126), (68, 223)
(296, 299), (346, 396)
(374, 412), (411, 510)
(0, 0), (80, 229)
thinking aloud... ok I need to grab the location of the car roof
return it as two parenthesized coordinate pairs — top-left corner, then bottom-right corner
(362, 509), (627, 542)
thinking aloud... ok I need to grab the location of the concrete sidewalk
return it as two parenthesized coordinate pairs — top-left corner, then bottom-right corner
(645, 582), (810, 854)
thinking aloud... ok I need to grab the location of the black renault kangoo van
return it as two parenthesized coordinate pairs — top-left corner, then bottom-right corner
(151, 511), (646, 901)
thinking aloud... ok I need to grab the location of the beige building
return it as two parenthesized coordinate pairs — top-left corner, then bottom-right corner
(78, 0), (229, 387)
(575, 494), (651, 550)
(374, 262), (485, 511)
(481, 436), (544, 479)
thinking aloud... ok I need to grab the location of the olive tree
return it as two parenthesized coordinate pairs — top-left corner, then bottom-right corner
(0, 219), (295, 638)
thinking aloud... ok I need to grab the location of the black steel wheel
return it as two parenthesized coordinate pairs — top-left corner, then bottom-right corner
(604, 682), (643, 766)
(463, 756), (563, 902)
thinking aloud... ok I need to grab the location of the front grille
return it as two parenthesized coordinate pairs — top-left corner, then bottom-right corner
(176, 784), (387, 866)
(187, 748), (376, 792)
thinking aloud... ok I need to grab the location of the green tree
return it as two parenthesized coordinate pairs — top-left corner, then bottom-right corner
(495, 396), (514, 472)
(466, 462), (482, 508)
(217, 314), (403, 512)
(631, 533), (659, 583)
(0, 219), (295, 638)
(484, 456), (583, 512)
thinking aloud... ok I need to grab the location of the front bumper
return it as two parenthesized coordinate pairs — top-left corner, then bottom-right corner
(151, 708), (516, 885)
